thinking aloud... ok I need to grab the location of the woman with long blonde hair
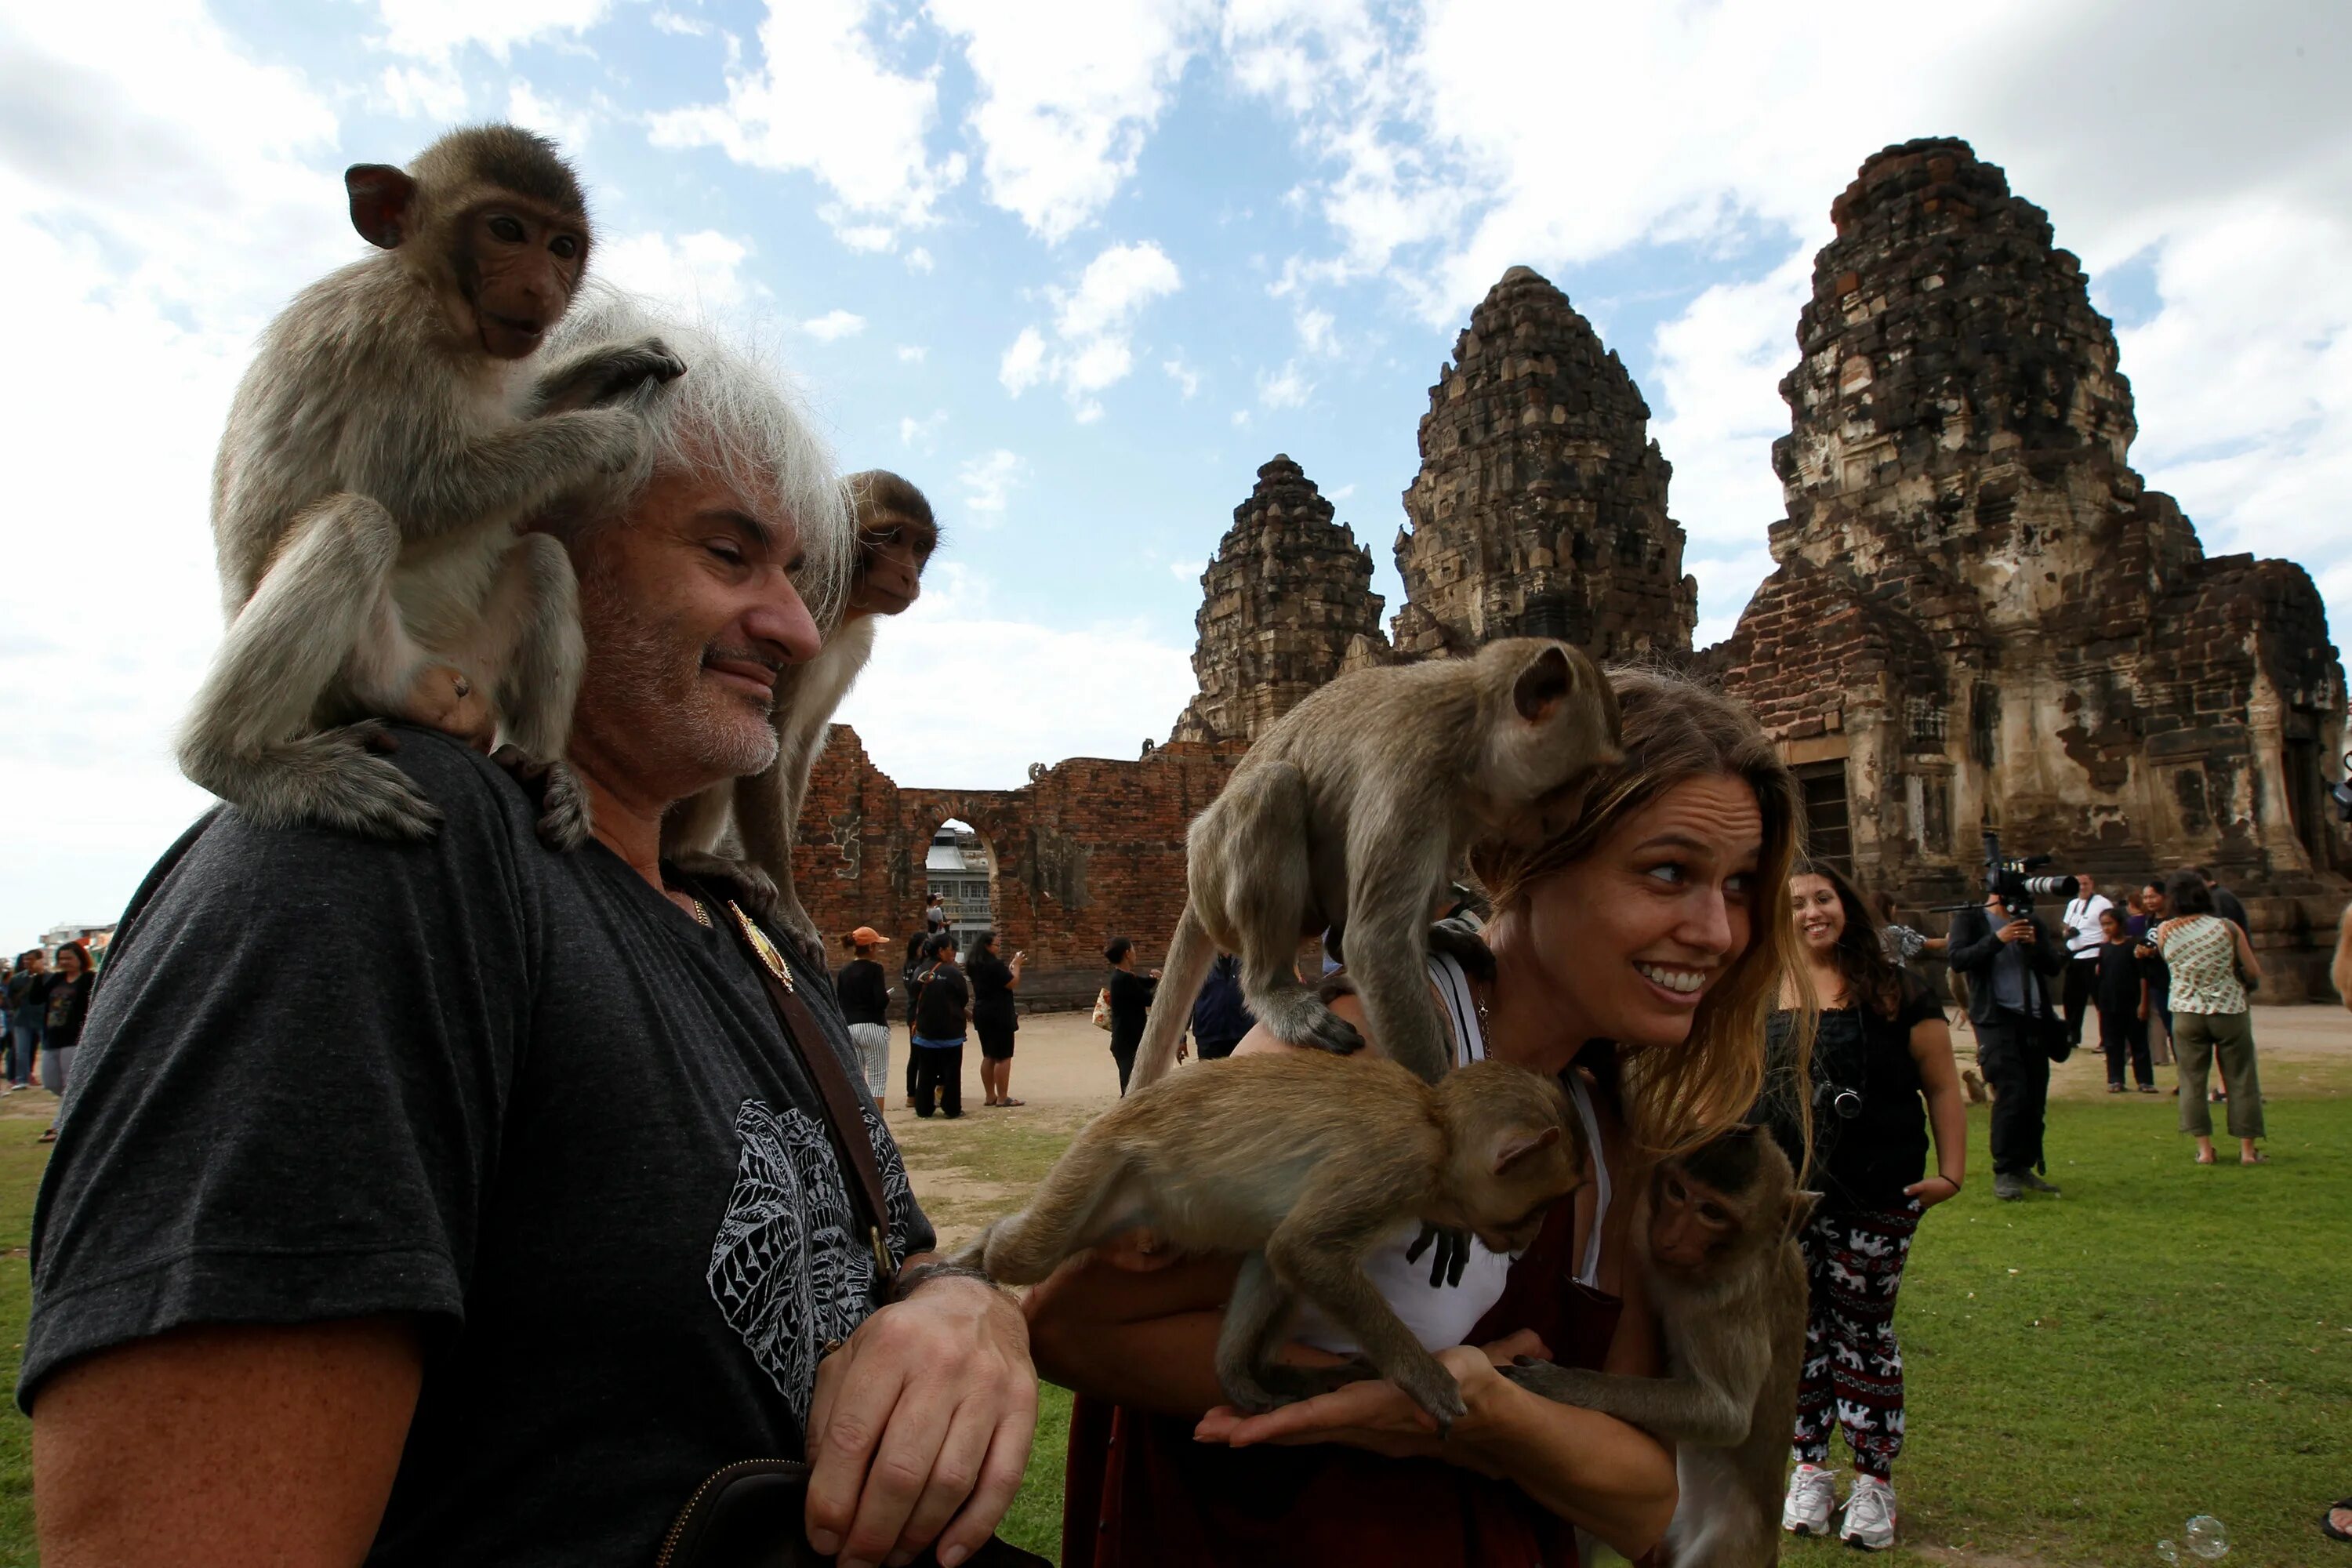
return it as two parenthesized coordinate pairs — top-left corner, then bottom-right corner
(1027, 664), (1810, 1568)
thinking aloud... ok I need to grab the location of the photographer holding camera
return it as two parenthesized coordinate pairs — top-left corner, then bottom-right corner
(1948, 884), (2069, 1200)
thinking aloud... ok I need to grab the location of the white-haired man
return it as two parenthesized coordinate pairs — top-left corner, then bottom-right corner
(23, 292), (1035, 1568)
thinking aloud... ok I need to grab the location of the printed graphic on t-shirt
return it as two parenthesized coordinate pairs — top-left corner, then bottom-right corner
(706, 1098), (923, 1425)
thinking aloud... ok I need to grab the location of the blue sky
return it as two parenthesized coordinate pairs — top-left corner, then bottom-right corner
(3, 0), (2348, 942)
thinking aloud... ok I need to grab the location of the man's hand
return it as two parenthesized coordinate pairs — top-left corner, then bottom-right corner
(804, 1271), (1036, 1568)
(1998, 918), (2034, 944)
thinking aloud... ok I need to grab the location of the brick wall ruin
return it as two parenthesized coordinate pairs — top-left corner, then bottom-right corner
(1702, 138), (2346, 996)
(790, 138), (2346, 1003)
(1392, 265), (1697, 661)
(793, 725), (1242, 1008)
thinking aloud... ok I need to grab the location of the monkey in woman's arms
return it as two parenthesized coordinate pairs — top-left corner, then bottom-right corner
(180, 124), (684, 848)
(1504, 1124), (1817, 1567)
(954, 1052), (1586, 1432)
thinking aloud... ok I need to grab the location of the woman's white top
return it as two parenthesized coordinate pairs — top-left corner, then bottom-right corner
(1291, 951), (1612, 1356)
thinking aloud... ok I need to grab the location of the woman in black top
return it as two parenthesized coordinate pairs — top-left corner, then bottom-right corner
(40, 942), (98, 1142)
(966, 932), (1026, 1108)
(1763, 862), (1965, 1551)
(835, 927), (894, 1109)
(910, 934), (971, 1120)
(1102, 935), (1159, 1094)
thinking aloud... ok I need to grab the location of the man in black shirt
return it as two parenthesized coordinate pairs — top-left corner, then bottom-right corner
(23, 294), (1034, 1568)
(1947, 891), (2068, 1201)
(1188, 951), (1254, 1062)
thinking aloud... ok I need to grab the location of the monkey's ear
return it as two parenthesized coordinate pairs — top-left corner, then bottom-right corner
(1493, 1122), (1563, 1175)
(1511, 644), (1573, 722)
(346, 164), (417, 249)
(1785, 1189), (1824, 1240)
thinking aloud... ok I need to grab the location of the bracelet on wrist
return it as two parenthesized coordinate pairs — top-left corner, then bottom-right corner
(886, 1258), (998, 1305)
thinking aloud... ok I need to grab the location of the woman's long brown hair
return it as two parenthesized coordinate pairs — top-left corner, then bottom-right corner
(1791, 855), (1904, 1018)
(1469, 663), (1813, 1159)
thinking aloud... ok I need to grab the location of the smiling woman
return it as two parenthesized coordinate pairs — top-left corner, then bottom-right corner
(1025, 663), (1811, 1568)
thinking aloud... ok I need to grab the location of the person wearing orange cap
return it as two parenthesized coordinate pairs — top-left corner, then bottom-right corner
(837, 927), (894, 1109)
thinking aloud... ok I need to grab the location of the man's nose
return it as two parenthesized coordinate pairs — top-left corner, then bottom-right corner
(746, 568), (823, 665)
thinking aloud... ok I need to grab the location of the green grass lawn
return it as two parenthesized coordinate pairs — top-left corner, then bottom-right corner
(0, 1059), (2343, 1565)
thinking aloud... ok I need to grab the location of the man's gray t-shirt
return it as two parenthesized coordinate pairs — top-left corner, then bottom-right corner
(20, 729), (933, 1566)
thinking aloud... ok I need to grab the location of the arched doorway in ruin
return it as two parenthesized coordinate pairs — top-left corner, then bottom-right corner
(924, 818), (1000, 949)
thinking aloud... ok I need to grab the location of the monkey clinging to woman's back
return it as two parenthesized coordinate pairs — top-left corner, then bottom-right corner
(179, 124), (685, 846)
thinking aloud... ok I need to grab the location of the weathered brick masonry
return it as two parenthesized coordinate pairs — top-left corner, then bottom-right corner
(792, 136), (2347, 1004)
(794, 726), (1243, 1008)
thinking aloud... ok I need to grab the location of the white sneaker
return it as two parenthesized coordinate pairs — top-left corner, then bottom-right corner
(1841, 1473), (1898, 1551)
(1782, 1462), (1837, 1536)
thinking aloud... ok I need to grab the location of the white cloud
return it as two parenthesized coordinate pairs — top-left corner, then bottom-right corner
(835, 223), (895, 253)
(959, 449), (1025, 519)
(800, 308), (867, 342)
(375, 62), (469, 120)
(998, 240), (1183, 419)
(1231, 408), (1251, 427)
(1294, 304), (1337, 355)
(1646, 250), (1812, 644)
(0, 1), (353, 940)
(897, 343), (929, 363)
(1162, 356), (1201, 398)
(898, 410), (948, 450)
(833, 564), (1196, 786)
(595, 228), (757, 312)
(905, 245), (936, 273)
(506, 78), (593, 152)
(651, 6), (711, 36)
(648, 0), (964, 248)
(1169, 557), (1203, 581)
(1256, 360), (1311, 409)
(999, 327), (1047, 395)
(929, 0), (1210, 243)
(372, 0), (613, 60)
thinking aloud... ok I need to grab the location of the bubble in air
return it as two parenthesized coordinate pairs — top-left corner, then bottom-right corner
(2184, 1515), (2228, 1559)
(2154, 1541), (2179, 1564)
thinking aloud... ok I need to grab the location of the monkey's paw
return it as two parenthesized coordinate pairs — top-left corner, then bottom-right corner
(534, 760), (593, 851)
(1254, 1359), (1382, 1406)
(311, 721), (445, 840)
(1500, 1357), (1598, 1406)
(1396, 1366), (1469, 1434)
(670, 851), (780, 922)
(1260, 992), (1366, 1057)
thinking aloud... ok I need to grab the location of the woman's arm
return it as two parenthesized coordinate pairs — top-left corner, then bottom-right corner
(1904, 1015), (1966, 1205)
(1024, 1252), (1247, 1417)
(2229, 921), (2263, 983)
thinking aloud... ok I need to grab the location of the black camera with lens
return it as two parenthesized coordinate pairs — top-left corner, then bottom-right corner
(2330, 750), (2352, 824)
(1978, 829), (2072, 917)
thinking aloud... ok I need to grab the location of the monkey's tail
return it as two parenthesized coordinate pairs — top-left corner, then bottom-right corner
(1127, 902), (1216, 1094)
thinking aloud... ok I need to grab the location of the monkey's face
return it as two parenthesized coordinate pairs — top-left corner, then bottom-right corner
(450, 199), (588, 360)
(843, 514), (936, 621)
(1647, 1165), (1741, 1276)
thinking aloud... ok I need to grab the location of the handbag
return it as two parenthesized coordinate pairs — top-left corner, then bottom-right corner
(658, 1459), (1047, 1568)
(1091, 985), (1112, 1031)
(663, 885), (1048, 1568)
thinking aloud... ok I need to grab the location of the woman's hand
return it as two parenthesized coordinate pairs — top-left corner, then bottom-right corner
(1904, 1174), (1962, 1209)
(1193, 1333), (1549, 1462)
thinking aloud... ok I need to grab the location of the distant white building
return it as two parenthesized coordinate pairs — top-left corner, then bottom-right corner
(924, 825), (994, 944)
(39, 921), (117, 956)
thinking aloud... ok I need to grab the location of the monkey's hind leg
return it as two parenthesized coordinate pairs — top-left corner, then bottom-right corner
(1218, 761), (1362, 1058)
(1213, 1251), (1298, 1415)
(180, 493), (441, 840)
(483, 532), (591, 851)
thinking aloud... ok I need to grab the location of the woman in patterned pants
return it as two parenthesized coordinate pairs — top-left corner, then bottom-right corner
(1762, 862), (1968, 1552)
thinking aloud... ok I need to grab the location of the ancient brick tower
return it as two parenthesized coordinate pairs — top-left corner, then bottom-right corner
(1391, 266), (1697, 660)
(1170, 454), (1388, 745)
(1708, 138), (2346, 992)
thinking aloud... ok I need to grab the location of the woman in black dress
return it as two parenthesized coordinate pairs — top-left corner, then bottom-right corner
(1102, 935), (1159, 1094)
(967, 932), (1025, 1107)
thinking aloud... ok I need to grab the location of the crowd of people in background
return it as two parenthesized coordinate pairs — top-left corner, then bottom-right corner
(1, 942), (98, 1144)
